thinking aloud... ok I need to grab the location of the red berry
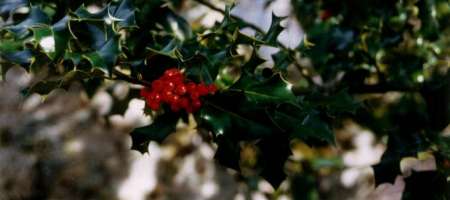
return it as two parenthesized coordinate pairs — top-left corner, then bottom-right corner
(143, 68), (216, 112)
(186, 82), (196, 92)
(192, 100), (202, 108)
(208, 84), (217, 94)
(153, 93), (161, 102)
(320, 10), (332, 21)
(179, 97), (189, 109)
(166, 81), (176, 91)
(185, 106), (194, 113)
(172, 75), (184, 84)
(197, 84), (209, 96)
(162, 91), (174, 102)
(190, 91), (199, 100)
(149, 102), (160, 110)
(140, 88), (150, 97)
(169, 95), (180, 104)
(164, 68), (181, 77)
(170, 104), (180, 112)
(175, 85), (187, 95)
(152, 80), (164, 92)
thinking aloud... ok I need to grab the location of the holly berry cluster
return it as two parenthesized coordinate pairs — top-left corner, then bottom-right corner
(140, 68), (217, 113)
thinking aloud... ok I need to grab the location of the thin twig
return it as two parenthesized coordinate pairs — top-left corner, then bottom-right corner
(347, 83), (421, 94)
(112, 69), (152, 87)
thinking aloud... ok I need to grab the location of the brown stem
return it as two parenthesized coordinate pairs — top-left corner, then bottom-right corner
(347, 83), (421, 94)
(112, 69), (152, 87)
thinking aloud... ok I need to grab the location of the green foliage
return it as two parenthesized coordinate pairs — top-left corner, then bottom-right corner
(1, 0), (450, 196)
(131, 111), (179, 153)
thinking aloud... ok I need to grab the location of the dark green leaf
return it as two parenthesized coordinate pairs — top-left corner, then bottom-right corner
(83, 35), (120, 74)
(147, 38), (180, 59)
(272, 104), (335, 145)
(31, 16), (70, 59)
(257, 135), (291, 188)
(108, 0), (138, 30)
(200, 100), (273, 139)
(0, 49), (32, 64)
(372, 132), (428, 186)
(232, 73), (295, 104)
(242, 49), (266, 74)
(72, 0), (137, 31)
(8, 6), (50, 37)
(291, 174), (319, 200)
(258, 13), (286, 46)
(214, 136), (241, 171)
(402, 171), (448, 200)
(130, 112), (179, 153)
(0, 0), (27, 17)
(272, 49), (291, 73)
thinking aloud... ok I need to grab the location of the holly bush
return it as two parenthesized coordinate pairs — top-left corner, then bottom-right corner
(1, 0), (449, 199)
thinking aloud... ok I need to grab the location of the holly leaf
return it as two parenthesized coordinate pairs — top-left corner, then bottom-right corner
(200, 98), (274, 139)
(82, 35), (120, 74)
(147, 38), (180, 59)
(291, 174), (319, 200)
(160, 11), (192, 41)
(272, 104), (335, 145)
(272, 49), (292, 73)
(214, 136), (241, 171)
(309, 89), (360, 115)
(323, 89), (359, 114)
(0, 49), (33, 65)
(7, 6), (50, 38)
(107, 0), (138, 31)
(257, 135), (291, 188)
(0, 0), (27, 17)
(258, 13), (286, 46)
(72, 0), (137, 31)
(372, 157), (401, 187)
(232, 73), (296, 104)
(130, 112), (179, 153)
(242, 49), (266, 74)
(31, 16), (70, 59)
(372, 132), (427, 186)
(402, 171), (447, 200)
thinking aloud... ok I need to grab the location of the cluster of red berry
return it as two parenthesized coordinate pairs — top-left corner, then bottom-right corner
(140, 68), (217, 113)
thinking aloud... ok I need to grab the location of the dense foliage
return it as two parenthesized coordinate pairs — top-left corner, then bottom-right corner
(1, 0), (449, 199)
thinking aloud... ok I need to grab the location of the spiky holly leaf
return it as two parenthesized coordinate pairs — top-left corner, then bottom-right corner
(82, 35), (120, 74)
(0, 49), (32, 65)
(214, 136), (241, 171)
(130, 112), (179, 153)
(372, 132), (428, 186)
(7, 6), (50, 38)
(402, 171), (448, 200)
(271, 103), (335, 145)
(231, 73), (296, 105)
(0, 0), (27, 17)
(257, 135), (292, 188)
(241, 49), (266, 74)
(272, 49), (292, 73)
(258, 13), (286, 46)
(30, 16), (70, 60)
(199, 99), (273, 139)
(72, 0), (137, 31)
